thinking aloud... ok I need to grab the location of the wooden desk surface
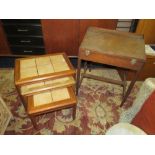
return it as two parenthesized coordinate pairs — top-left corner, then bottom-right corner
(80, 27), (146, 61)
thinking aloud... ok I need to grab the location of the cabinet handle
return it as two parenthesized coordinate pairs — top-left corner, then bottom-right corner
(23, 50), (33, 53)
(17, 29), (28, 32)
(20, 40), (31, 43)
(153, 62), (155, 65)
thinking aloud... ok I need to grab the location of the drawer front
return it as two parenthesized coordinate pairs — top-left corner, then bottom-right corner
(3, 25), (42, 36)
(79, 49), (144, 70)
(7, 36), (44, 46)
(11, 46), (45, 55)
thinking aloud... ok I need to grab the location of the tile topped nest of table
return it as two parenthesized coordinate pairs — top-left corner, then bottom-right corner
(19, 54), (70, 79)
(14, 53), (77, 129)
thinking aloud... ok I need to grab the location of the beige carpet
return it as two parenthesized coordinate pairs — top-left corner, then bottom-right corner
(0, 68), (142, 134)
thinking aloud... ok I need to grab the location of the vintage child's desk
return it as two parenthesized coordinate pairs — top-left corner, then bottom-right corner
(76, 27), (146, 107)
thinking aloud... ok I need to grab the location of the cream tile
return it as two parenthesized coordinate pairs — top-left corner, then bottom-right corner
(33, 91), (52, 107)
(20, 59), (36, 69)
(51, 88), (70, 102)
(20, 67), (38, 79)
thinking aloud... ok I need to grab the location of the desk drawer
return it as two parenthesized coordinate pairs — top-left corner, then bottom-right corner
(11, 46), (45, 55)
(79, 49), (144, 70)
(3, 25), (42, 36)
(7, 36), (44, 46)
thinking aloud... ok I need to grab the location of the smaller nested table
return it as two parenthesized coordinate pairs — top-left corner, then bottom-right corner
(76, 27), (146, 107)
(14, 53), (77, 128)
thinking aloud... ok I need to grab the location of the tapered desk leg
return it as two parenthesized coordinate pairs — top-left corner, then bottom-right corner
(118, 68), (127, 99)
(76, 58), (82, 95)
(122, 70), (127, 99)
(120, 68), (142, 107)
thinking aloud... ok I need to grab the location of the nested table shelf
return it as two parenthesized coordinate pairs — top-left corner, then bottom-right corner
(15, 53), (76, 96)
(28, 87), (77, 116)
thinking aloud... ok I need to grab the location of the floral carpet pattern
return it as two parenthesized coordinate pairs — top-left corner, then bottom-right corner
(0, 68), (142, 135)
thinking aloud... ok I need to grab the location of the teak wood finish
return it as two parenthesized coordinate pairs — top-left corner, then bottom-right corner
(136, 19), (155, 44)
(41, 19), (118, 56)
(126, 55), (155, 81)
(41, 19), (79, 56)
(14, 53), (77, 128)
(27, 87), (77, 128)
(76, 27), (146, 107)
(0, 21), (10, 54)
(0, 19), (118, 56)
(15, 53), (75, 86)
(28, 87), (76, 116)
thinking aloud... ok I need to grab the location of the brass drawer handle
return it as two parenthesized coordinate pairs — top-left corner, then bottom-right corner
(17, 29), (28, 32)
(85, 50), (91, 56)
(23, 50), (33, 53)
(20, 40), (31, 43)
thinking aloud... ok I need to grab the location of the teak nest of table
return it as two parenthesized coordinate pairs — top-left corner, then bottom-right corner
(14, 53), (77, 128)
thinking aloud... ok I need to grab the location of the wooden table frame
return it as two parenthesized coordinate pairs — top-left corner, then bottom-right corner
(76, 27), (146, 107)
(27, 87), (77, 129)
(76, 58), (145, 107)
(14, 53), (77, 129)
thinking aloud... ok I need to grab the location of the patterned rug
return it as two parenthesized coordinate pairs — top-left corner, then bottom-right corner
(0, 68), (142, 135)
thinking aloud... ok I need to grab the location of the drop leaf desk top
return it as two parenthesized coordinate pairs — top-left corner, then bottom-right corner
(76, 27), (146, 107)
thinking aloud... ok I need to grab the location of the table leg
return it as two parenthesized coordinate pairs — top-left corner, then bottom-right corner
(122, 70), (127, 99)
(15, 85), (27, 109)
(72, 105), (77, 120)
(120, 68), (142, 107)
(76, 58), (82, 95)
(88, 61), (92, 72)
(79, 61), (88, 87)
(29, 115), (38, 129)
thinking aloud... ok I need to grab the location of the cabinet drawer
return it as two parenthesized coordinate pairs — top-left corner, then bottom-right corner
(3, 25), (42, 36)
(7, 36), (44, 46)
(10, 46), (45, 55)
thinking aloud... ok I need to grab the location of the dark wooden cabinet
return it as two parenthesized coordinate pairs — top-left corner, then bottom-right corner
(1, 19), (45, 55)
(79, 19), (117, 44)
(42, 19), (117, 56)
(0, 19), (118, 56)
(0, 21), (10, 55)
(41, 19), (79, 56)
